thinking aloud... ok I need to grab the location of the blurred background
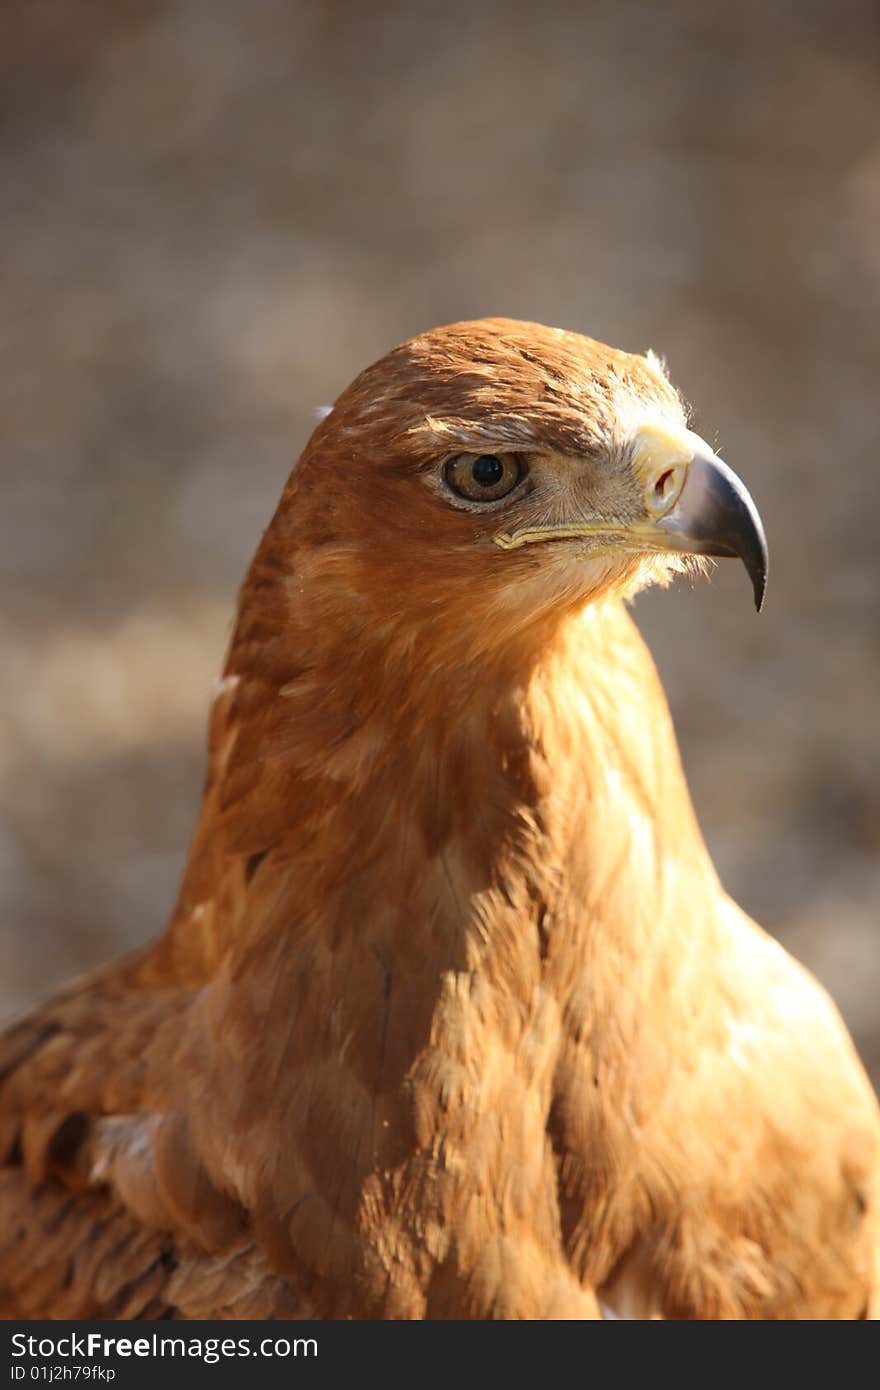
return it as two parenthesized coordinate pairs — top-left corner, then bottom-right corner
(1, 0), (878, 1082)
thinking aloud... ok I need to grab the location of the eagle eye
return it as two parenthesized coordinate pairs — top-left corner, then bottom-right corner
(444, 453), (525, 502)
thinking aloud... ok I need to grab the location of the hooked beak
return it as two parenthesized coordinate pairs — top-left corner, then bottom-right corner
(637, 426), (768, 612)
(494, 423), (768, 611)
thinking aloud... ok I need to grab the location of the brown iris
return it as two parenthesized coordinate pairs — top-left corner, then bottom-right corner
(444, 453), (525, 502)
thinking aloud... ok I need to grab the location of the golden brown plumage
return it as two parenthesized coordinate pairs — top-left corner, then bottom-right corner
(1, 318), (877, 1319)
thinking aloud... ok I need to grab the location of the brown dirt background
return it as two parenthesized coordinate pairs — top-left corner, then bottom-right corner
(1, 0), (878, 1083)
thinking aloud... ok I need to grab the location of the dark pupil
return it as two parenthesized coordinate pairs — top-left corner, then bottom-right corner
(472, 455), (504, 488)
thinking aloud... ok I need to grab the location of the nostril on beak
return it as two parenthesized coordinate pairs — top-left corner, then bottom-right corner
(647, 464), (685, 515)
(653, 469), (676, 503)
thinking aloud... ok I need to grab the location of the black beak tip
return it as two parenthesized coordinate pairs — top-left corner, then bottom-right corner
(744, 522), (769, 613)
(753, 572), (766, 613)
(749, 551), (768, 613)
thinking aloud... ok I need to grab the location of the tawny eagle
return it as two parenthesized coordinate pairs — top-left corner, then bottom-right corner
(1, 319), (876, 1320)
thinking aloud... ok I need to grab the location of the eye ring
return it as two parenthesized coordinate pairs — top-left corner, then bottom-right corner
(443, 452), (526, 503)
